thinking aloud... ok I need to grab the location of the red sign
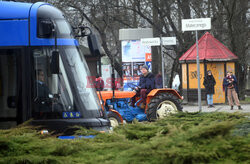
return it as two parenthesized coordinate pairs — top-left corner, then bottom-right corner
(145, 53), (152, 62)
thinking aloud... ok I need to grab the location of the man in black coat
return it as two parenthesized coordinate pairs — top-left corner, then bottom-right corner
(132, 65), (155, 109)
(203, 70), (216, 108)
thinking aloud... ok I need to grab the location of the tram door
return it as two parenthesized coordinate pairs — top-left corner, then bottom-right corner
(0, 49), (20, 129)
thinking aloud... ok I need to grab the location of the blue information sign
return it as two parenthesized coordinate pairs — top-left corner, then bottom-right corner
(63, 112), (81, 119)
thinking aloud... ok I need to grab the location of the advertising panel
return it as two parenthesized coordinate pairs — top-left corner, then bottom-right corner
(133, 62), (144, 77)
(122, 62), (132, 77)
(122, 40), (146, 62)
(121, 40), (151, 91)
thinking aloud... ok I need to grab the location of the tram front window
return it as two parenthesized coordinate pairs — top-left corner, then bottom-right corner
(33, 46), (102, 119)
(33, 47), (74, 119)
(62, 46), (100, 111)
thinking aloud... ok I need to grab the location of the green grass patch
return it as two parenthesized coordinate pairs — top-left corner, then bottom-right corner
(241, 96), (250, 104)
(246, 97), (250, 102)
(0, 112), (249, 164)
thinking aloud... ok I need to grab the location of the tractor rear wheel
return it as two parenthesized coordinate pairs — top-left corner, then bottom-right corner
(108, 112), (122, 128)
(147, 93), (182, 121)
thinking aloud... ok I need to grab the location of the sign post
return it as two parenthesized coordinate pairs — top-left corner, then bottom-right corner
(182, 18), (211, 112)
(141, 37), (176, 88)
(195, 30), (202, 112)
(160, 35), (165, 87)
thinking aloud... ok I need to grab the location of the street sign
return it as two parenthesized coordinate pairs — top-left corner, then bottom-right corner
(141, 38), (160, 46)
(141, 36), (177, 88)
(182, 18), (211, 31)
(141, 37), (176, 46)
(162, 37), (176, 45)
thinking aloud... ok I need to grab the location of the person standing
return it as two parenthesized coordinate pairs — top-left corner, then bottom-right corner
(95, 74), (104, 91)
(203, 70), (216, 108)
(223, 71), (243, 110)
(155, 71), (163, 88)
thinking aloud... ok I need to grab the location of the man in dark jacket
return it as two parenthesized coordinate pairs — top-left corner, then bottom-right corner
(203, 70), (216, 108)
(35, 69), (52, 113)
(132, 65), (155, 108)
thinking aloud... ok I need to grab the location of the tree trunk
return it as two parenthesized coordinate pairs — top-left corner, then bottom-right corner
(151, 0), (162, 75)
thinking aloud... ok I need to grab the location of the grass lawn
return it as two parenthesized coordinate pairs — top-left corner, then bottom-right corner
(241, 97), (250, 104)
(0, 112), (249, 164)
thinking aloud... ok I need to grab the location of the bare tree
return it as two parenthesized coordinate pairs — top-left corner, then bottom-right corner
(218, 0), (249, 99)
(48, 0), (137, 78)
(17, 0), (249, 97)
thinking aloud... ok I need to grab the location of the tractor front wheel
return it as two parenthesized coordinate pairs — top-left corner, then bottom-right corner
(108, 112), (122, 128)
(147, 93), (182, 121)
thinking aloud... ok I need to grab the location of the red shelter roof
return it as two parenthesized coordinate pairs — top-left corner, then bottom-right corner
(179, 32), (238, 62)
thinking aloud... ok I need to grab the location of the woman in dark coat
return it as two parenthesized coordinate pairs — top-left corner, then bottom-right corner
(203, 70), (216, 108)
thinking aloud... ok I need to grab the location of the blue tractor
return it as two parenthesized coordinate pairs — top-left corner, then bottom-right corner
(98, 84), (183, 127)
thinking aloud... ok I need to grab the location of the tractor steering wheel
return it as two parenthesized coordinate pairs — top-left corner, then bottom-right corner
(127, 83), (140, 91)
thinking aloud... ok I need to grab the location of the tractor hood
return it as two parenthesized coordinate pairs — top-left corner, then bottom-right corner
(97, 91), (136, 102)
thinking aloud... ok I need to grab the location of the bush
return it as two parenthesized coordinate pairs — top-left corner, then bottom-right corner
(0, 112), (249, 164)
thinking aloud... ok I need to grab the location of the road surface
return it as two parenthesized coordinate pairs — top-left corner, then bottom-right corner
(183, 104), (250, 113)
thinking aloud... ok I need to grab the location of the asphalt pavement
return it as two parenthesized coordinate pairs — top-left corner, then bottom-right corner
(182, 104), (250, 113)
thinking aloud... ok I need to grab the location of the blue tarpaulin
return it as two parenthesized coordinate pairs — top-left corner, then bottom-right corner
(58, 135), (96, 140)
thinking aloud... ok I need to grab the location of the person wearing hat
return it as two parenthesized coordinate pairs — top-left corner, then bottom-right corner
(132, 64), (155, 109)
(95, 74), (104, 91)
(155, 71), (163, 88)
(223, 71), (243, 110)
(203, 70), (216, 108)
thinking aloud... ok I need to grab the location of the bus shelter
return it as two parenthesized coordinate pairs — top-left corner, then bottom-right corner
(179, 32), (238, 103)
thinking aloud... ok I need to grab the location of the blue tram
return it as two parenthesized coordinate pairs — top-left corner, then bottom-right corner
(0, 1), (110, 132)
